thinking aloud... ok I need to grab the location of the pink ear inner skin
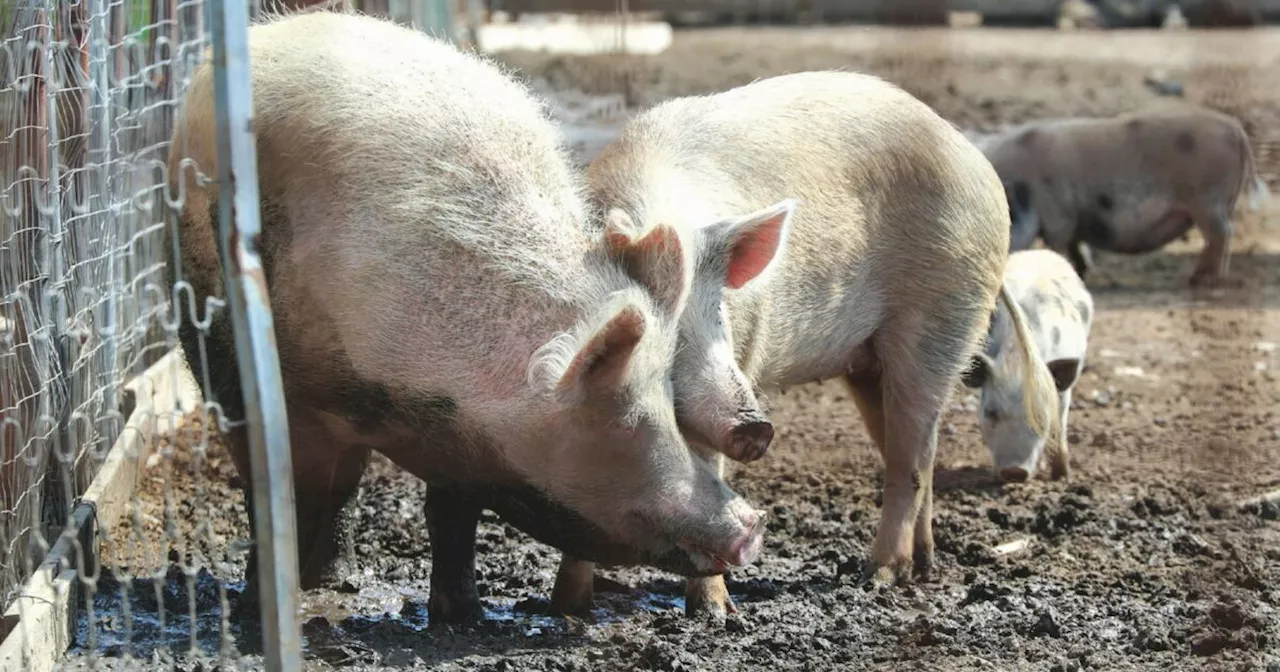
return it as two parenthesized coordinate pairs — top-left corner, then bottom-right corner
(726, 216), (785, 289)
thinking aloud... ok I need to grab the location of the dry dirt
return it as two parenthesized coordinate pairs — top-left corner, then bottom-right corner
(58, 25), (1280, 672)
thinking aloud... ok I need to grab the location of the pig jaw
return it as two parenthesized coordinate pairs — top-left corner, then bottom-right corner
(484, 476), (765, 576)
(505, 328), (766, 575)
(481, 482), (763, 575)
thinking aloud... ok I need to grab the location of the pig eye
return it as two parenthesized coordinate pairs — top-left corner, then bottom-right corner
(983, 408), (999, 423)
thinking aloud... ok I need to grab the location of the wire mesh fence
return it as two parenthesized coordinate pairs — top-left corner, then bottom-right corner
(1, 1), (297, 668)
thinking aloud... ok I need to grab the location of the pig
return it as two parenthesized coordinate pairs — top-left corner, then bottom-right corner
(542, 70), (1062, 616)
(164, 9), (762, 623)
(962, 249), (1094, 482)
(979, 103), (1271, 286)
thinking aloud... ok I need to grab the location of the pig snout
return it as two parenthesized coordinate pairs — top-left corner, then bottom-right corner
(675, 501), (765, 574)
(991, 447), (1040, 483)
(726, 417), (775, 463)
(642, 487), (767, 577)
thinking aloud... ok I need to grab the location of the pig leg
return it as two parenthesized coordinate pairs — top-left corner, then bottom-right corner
(549, 556), (596, 616)
(228, 417), (370, 617)
(683, 451), (737, 617)
(856, 330), (959, 586)
(425, 484), (486, 623)
(1189, 212), (1232, 286)
(1067, 240), (1094, 279)
(1048, 389), (1072, 480)
(845, 371), (932, 579)
(549, 556), (635, 616)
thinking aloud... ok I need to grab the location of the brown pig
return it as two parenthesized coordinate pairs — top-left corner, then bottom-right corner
(166, 9), (763, 622)
(979, 103), (1270, 285)
(548, 70), (1060, 616)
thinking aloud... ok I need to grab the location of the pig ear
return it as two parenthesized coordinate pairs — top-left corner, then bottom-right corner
(961, 354), (994, 389)
(705, 199), (796, 291)
(1045, 358), (1080, 392)
(555, 304), (647, 401)
(605, 209), (692, 318)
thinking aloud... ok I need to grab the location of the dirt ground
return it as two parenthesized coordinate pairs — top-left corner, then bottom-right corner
(58, 25), (1280, 672)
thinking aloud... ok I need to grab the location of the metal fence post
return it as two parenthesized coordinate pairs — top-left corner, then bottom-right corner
(207, 2), (302, 670)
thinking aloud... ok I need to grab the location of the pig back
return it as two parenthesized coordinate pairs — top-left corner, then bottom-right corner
(246, 13), (605, 399)
(591, 71), (1010, 380)
(169, 11), (618, 440)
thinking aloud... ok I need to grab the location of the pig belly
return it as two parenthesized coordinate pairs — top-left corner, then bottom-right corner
(1100, 204), (1194, 254)
(766, 340), (875, 390)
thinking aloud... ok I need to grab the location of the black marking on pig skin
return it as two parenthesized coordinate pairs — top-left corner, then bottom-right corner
(255, 196), (292, 280)
(1175, 131), (1196, 154)
(1019, 297), (1042, 333)
(452, 483), (723, 577)
(1075, 299), (1092, 323)
(1077, 208), (1114, 250)
(176, 201), (247, 426)
(331, 379), (458, 435)
(1051, 325), (1062, 348)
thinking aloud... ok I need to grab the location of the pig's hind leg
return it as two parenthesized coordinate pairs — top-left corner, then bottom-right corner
(1189, 208), (1234, 287)
(285, 417), (372, 591)
(855, 311), (973, 586)
(844, 369), (934, 581)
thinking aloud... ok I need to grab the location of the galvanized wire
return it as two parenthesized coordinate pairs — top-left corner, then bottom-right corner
(1, 0), (271, 667)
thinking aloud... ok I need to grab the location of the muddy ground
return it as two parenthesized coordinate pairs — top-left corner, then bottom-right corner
(59, 26), (1280, 672)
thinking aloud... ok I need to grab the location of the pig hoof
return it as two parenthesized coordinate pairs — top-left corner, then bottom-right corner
(427, 591), (485, 625)
(912, 546), (935, 581)
(856, 561), (908, 588)
(315, 556), (363, 593)
(1189, 271), (1223, 288)
(998, 466), (1031, 483)
(548, 585), (595, 617)
(684, 580), (736, 618)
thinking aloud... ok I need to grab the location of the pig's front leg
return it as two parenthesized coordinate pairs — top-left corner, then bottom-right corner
(684, 451), (737, 616)
(425, 484), (485, 623)
(685, 575), (736, 617)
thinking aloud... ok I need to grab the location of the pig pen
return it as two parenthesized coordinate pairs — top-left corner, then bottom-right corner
(58, 26), (1279, 672)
